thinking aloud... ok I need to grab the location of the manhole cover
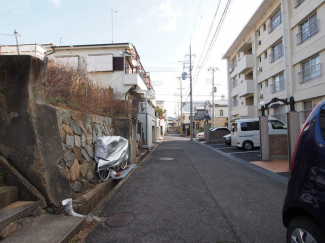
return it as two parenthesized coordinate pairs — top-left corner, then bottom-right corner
(104, 213), (133, 227)
(159, 158), (174, 161)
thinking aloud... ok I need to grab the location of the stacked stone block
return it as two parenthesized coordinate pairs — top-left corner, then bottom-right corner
(56, 108), (115, 193)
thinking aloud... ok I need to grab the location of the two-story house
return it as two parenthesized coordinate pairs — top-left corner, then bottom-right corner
(46, 42), (157, 147)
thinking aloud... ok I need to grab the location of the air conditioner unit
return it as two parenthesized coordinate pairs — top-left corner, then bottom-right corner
(229, 67), (234, 73)
(259, 94), (264, 99)
(258, 67), (263, 72)
(257, 40), (262, 45)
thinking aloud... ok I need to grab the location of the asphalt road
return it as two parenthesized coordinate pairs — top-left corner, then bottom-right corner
(86, 132), (287, 243)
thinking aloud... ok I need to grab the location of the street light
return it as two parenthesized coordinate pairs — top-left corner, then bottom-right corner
(260, 101), (266, 116)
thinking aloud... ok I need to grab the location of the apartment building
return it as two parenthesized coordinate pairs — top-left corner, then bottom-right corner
(223, 0), (325, 127)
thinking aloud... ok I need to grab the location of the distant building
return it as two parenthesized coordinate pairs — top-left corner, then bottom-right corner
(0, 44), (47, 60)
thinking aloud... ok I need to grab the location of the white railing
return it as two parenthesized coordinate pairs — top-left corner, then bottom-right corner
(298, 63), (322, 83)
(296, 19), (319, 44)
(294, 0), (304, 8)
(270, 79), (285, 93)
(269, 44), (283, 63)
(268, 11), (281, 33)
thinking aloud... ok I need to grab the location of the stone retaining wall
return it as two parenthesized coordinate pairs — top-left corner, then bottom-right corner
(56, 108), (115, 194)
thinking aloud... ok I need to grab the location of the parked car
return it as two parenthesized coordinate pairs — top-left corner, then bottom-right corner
(282, 100), (325, 243)
(222, 134), (231, 145)
(197, 132), (204, 140)
(197, 127), (230, 140)
(231, 118), (287, 150)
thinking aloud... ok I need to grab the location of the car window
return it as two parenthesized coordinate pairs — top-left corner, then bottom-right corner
(241, 122), (258, 131)
(320, 106), (325, 140)
(271, 120), (286, 129)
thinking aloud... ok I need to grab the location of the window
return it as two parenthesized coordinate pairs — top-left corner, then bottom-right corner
(268, 9), (281, 33)
(231, 57), (237, 69)
(54, 56), (78, 70)
(297, 13), (318, 44)
(260, 83), (263, 89)
(299, 56), (321, 83)
(271, 73), (285, 93)
(303, 100), (313, 122)
(271, 120), (286, 129)
(266, 80), (269, 87)
(263, 23), (267, 31)
(240, 121), (259, 131)
(259, 56), (262, 63)
(189, 116), (190, 120)
(233, 97), (238, 107)
(220, 110), (223, 116)
(270, 41), (283, 63)
(232, 77), (238, 88)
(294, 0), (305, 8)
(264, 51), (268, 59)
(87, 54), (113, 72)
(274, 105), (286, 123)
(258, 30), (261, 36)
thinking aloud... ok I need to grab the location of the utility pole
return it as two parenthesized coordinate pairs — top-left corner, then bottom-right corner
(181, 41), (195, 141)
(189, 44), (193, 141)
(14, 29), (20, 55)
(208, 67), (218, 127)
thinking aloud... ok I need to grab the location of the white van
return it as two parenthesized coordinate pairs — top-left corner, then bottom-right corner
(231, 118), (287, 150)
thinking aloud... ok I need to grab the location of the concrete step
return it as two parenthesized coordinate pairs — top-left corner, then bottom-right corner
(0, 201), (39, 230)
(1, 214), (86, 243)
(0, 186), (19, 208)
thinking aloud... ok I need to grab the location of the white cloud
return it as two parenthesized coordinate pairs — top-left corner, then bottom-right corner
(148, 0), (183, 32)
(50, 0), (61, 7)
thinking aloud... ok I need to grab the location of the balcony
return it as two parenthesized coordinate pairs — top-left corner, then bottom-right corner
(139, 102), (155, 115)
(237, 54), (254, 74)
(231, 105), (255, 118)
(298, 63), (322, 83)
(124, 72), (148, 90)
(296, 19), (319, 45)
(270, 79), (285, 93)
(238, 80), (254, 97)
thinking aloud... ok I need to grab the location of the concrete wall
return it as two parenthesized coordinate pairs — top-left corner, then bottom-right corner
(0, 55), (70, 208)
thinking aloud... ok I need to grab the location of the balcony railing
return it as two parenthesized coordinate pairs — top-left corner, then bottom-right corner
(269, 44), (283, 63)
(233, 99), (238, 107)
(268, 11), (282, 33)
(232, 79), (238, 88)
(296, 19), (319, 44)
(270, 79), (285, 93)
(294, 0), (304, 8)
(298, 63), (322, 83)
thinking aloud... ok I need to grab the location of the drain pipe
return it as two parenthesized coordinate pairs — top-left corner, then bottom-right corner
(62, 198), (84, 217)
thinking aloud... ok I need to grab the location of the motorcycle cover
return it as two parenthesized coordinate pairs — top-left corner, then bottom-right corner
(94, 136), (129, 172)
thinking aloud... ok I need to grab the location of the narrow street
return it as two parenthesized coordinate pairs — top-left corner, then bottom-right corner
(86, 131), (287, 243)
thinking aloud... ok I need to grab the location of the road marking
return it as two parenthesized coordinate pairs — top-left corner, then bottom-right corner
(227, 151), (260, 154)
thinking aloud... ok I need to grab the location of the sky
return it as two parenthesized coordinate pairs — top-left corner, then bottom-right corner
(1, 0), (263, 117)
